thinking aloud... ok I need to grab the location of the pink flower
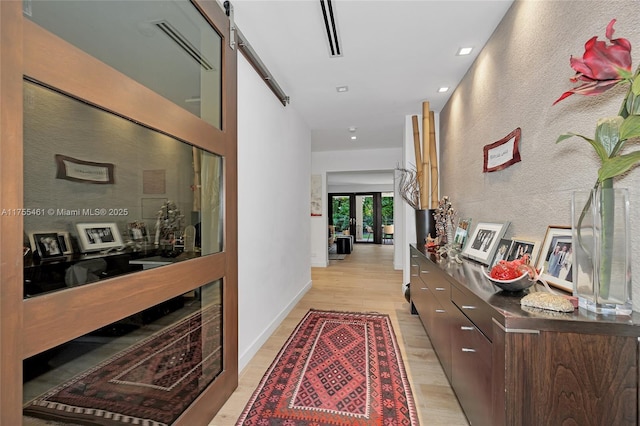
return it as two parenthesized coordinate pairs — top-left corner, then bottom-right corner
(554, 19), (632, 104)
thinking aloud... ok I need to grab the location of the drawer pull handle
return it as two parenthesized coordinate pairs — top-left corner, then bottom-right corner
(461, 305), (477, 310)
(420, 270), (429, 274)
(460, 326), (475, 331)
(461, 348), (476, 353)
(435, 309), (445, 313)
(435, 287), (445, 291)
(420, 287), (427, 290)
(411, 274), (418, 277)
(411, 254), (418, 258)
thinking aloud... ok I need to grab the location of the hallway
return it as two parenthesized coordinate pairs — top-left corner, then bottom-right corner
(210, 244), (468, 425)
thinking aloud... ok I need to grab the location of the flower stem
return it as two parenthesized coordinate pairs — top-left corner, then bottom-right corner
(598, 178), (614, 300)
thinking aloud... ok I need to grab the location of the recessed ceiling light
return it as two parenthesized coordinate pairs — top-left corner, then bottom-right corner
(350, 136), (357, 140)
(348, 126), (357, 132)
(438, 87), (449, 93)
(457, 47), (473, 56)
(336, 85), (349, 93)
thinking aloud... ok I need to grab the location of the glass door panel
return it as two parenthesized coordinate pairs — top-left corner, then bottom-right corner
(330, 195), (351, 235)
(356, 195), (374, 243)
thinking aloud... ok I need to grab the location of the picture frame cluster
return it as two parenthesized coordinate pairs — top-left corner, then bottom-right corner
(457, 219), (573, 292)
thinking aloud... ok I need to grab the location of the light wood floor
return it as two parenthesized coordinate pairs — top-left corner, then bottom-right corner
(209, 243), (469, 426)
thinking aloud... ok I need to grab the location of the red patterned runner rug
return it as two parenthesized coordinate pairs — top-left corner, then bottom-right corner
(24, 304), (222, 426)
(236, 309), (418, 425)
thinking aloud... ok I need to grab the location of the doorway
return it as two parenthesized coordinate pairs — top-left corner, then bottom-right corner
(329, 192), (393, 245)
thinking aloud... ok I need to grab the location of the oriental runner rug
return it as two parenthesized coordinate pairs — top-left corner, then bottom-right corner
(24, 304), (222, 426)
(236, 309), (418, 426)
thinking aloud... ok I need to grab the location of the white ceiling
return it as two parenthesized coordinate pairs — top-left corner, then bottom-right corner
(231, 0), (514, 153)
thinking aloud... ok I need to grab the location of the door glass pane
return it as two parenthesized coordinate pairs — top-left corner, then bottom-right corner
(355, 195), (373, 243)
(23, 0), (222, 128)
(382, 192), (394, 245)
(23, 280), (223, 424)
(331, 195), (350, 235)
(23, 80), (223, 298)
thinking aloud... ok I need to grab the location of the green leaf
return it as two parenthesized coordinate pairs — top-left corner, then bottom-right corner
(621, 115), (640, 140)
(557, 132), (608, 162)
(633, 77), (640, 96)
(555, 133), (576, 143)
(596, 117), (622, 156)
(598, 151), (640, 181)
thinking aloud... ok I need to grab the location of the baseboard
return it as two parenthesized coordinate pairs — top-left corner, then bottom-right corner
(238, 279), (312, 372)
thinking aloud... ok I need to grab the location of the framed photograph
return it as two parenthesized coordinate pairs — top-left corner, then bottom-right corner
(128, 221), (148, 242)
(453, 218), (472, 249)
(536, 226), (573, 292)
(75, 222), (123, 253)
(462, 221), (510, 266)
(489, 238), (512, 268)
(506, 238), (540, 265)
(30, 232), (69, 260)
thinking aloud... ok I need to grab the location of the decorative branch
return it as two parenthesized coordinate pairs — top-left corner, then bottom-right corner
(395, 165), (420, 210)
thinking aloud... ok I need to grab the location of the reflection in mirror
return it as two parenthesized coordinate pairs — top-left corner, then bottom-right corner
(23, 280), (223, 424)
(23, 80), (223, 297)
(23, 0), (222, 128)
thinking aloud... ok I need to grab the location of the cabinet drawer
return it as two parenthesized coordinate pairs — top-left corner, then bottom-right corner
(429, 276), (450, 306)
(451, 283), (494, 341)
(451, 310), (493, 426)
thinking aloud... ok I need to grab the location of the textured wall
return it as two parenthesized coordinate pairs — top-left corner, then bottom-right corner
(440, 1), (640, 307)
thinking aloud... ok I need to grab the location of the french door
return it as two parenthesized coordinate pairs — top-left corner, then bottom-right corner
(330, 193), (393, 244)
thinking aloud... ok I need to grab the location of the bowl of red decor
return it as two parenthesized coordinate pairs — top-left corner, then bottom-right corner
(481, 255), (538, 292)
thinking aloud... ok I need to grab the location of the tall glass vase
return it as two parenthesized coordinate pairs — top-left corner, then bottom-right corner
(571, 187), (632, 315)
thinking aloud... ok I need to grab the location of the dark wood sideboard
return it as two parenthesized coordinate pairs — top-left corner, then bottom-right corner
(409, 244), (640, 426)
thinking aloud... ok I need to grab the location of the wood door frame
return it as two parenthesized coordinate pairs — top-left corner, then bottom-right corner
(0, 1), (237, 424)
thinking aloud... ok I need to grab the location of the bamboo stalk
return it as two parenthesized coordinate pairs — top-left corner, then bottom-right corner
(429, 111), (438, 208)
(411, 115), (423, 209)
(421, 102), (430, 210)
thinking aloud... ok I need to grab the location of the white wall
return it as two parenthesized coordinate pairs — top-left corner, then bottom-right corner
(237, 54), (312, 370)
(311, 148), (403, 269)
(439, 1), (640, 309)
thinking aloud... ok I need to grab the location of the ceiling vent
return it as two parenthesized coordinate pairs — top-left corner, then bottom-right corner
(154, 20), (214, 71)
(319, 0), (342, 57)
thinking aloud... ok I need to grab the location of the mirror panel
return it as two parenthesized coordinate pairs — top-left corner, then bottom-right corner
(23, 80), (223, 298)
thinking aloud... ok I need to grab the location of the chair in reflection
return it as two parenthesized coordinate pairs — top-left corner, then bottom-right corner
(365, 226), (373, 241)
(382, 225), (394, 244)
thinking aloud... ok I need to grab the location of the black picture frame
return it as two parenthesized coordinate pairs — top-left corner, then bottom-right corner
(31, 232), (66, 260)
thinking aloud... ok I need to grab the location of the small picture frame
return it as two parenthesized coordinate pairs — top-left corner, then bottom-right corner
(489, 238), (512, 268)
(30, 232), (65, 260)
(128, 221), (148, 242)
(506, 238), (540, 265)
(75, 222), (123, 253)
(453, 218), (472, 249)
(536, 226), (573, 292)
(462, 221), (510, 266)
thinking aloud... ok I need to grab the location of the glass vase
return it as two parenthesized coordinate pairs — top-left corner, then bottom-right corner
(571, 187), (632, 315)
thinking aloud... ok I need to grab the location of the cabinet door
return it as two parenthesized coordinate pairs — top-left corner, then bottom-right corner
(451, 307), (493, 426)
